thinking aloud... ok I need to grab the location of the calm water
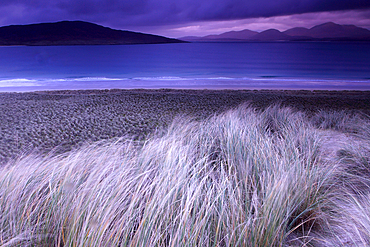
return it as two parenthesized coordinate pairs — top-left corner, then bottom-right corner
(0, 42), (369, 91)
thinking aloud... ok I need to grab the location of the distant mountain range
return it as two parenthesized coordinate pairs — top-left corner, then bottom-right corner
(0, 21), (184, 46)
(181, 22), (370, 42)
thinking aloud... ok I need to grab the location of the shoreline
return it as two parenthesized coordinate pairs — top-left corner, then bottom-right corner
(1, 77), (370, 93)
(3, 87), (370, 94)
(2, 84), (370, 93)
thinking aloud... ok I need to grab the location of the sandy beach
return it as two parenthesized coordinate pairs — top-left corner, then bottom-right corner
(1, 88), (370, 246)
(0, 89), (369, 163)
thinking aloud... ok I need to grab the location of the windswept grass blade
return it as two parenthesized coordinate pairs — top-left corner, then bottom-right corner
(0, 104), (370, 246)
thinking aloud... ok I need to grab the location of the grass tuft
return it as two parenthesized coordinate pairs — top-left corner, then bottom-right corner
(1, 104), (370, 246)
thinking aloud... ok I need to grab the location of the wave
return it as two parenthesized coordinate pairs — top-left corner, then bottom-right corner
(53, 77), (125, 82)
(0, 77), (126, 87)
(0, 79), (41, 87)
(132, 76), (191, 81)
(132, 76), (240, 81)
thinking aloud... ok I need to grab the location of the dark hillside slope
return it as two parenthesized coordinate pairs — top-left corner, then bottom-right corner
(0, 21), (184, 46)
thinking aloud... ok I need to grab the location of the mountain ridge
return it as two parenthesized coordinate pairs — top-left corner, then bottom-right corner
(0, 21), (185, 46)
(180, 22), (370, 42)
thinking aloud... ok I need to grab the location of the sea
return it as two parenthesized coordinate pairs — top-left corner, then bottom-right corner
(0, 42), (369, 92)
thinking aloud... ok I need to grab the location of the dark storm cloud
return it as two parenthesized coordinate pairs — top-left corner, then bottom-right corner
(0, 0), (369, 27)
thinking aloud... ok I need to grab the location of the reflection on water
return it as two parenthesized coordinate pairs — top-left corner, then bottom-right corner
(0, 42), (369, 91)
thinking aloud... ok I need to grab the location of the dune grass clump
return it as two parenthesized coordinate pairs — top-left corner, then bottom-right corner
(312, 109), (370, 138)
(0, 104), (370, 246)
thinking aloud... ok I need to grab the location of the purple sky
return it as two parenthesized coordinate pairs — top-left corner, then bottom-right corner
(0, 0), (369, 38)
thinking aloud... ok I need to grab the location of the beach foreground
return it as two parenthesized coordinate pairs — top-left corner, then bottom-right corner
(1, 89), (370, 246)
(1, 89), (369, 164)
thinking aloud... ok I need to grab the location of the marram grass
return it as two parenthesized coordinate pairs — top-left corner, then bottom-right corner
(0, 104), (369, 246)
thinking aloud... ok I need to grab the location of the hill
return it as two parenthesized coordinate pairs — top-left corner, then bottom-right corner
(248, 29), (291, 41)
(180, 22), (370, 42)
(181, 29), (258, 42)
(284, 22), (370, 41)
(0, 21), (184, 46)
